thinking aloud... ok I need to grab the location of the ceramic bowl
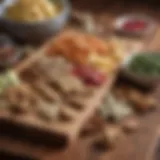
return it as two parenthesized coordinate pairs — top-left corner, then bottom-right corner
(114, 14), (156, 37)
(0, 0), (71, 44)
(121, 53), (160, 88)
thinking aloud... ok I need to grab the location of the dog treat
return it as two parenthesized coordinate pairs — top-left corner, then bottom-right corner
(102, 125), (122, 148)
(121, 117), (139, 133)
(36, 103), (60, 121)
(113, 86), (157, 112)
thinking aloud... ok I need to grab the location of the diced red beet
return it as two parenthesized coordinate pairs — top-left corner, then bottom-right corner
(73, 66), (106, 86)
(122, 20), (148, 32)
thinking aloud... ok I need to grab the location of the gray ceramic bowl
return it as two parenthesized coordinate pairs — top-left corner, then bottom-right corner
(121, 53), (160, 88)
(0, 0), (71, 44)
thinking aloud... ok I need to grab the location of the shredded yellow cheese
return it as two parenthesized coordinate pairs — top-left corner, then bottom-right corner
(6, 0), (59, 22)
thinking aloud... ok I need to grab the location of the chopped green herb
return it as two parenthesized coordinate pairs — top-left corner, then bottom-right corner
(128, 54), (160, 77)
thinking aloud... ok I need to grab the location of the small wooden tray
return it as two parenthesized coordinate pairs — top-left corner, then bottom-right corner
(0, 33), (118, 151)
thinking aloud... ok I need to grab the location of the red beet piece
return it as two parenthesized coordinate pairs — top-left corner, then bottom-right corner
(122, 20), (147, 32)
(73, 66), (106, 86)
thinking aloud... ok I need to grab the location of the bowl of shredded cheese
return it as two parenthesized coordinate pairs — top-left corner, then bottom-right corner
(0, 0), (70, 44)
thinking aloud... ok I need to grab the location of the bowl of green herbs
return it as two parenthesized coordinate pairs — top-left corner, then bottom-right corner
(121, 53), (160, 88)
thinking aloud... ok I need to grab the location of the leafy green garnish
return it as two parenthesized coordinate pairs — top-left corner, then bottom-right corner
(128, 54), (160, 77)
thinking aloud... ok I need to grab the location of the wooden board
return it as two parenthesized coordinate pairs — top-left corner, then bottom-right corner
(0, 31), (121, 159)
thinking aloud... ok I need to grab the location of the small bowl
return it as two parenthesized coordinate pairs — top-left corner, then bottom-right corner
(121, 53), (160, 88)
(0, 0), (71, 44)
(114, 14), (156, 37)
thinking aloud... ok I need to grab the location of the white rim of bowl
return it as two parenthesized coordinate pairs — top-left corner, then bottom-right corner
(114, 14), (155, 34)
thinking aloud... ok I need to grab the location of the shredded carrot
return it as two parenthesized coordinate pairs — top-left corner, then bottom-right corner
(47, 31), (109, 64)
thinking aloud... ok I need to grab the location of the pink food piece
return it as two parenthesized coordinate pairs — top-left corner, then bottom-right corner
(122, 20), (148, 32)
(73, 66), (106, 86)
